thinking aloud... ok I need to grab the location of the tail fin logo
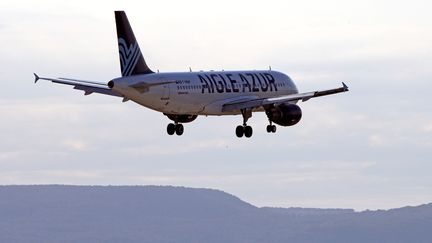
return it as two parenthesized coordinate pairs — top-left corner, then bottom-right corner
(118, 38), (141, 76)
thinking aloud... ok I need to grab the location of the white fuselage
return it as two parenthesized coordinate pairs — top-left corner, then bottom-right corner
(111, 70), (298, 115)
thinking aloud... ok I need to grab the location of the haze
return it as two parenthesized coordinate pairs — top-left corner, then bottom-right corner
(0, 0), (431, 210)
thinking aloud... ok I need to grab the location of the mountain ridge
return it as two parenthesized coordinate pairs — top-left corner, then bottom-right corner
(0, 185), (431, 243)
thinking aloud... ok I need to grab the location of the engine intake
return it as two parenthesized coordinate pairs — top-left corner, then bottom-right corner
(266, 104), (302, 127)
(107, 80), (115, 89)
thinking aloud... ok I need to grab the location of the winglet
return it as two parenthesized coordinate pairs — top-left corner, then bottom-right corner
(342, 82), (349, 91)
(34, 73), (40, 83)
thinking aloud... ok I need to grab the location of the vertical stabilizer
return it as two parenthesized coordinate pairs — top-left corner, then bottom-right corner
(115, 11), (153, 76)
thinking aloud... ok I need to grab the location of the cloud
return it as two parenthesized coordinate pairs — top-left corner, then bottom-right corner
(0, 151), (22, 162)
(121, 137), (244, 156)
(62, 139), (90, 151)
(0, 170), (105, 185)
(424, 123), (432, 133)
(369, 134), (386, 147)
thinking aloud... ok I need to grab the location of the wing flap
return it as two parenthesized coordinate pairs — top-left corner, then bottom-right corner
(222, 99), (265, 112)
(313, 82), (349, 98)
(222, 82), (349, 112)
(73, 85), (122, 97)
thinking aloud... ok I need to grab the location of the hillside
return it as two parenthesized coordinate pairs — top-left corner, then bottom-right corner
(0, 185), (431, 243)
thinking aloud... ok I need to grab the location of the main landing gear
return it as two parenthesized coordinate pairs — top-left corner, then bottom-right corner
(236, 109), (253, 138)
(235, 109), (278, 138)
(167, 123), (184, 136)
(266, 122), (277, 133)
(236, 125), (253, 138)
(164, 114), (197, 136)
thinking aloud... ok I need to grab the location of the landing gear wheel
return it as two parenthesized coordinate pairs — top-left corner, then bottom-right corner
(266, 124), (277, 133)
(236, 125), (244, 138)
(266, 125), (272, 133)
(244, 126), (253, 138)
(175, 124), (184, 136)
(167, 123), (176, 135)
(237, 108), (253, 138)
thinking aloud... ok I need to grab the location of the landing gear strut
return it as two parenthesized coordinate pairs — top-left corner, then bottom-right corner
(236, 109), (253, 138)
(167, 123), (184, 136)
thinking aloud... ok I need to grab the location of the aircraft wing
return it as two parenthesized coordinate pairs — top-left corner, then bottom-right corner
(222, 82), (349, 112)
(34, 73), (122, 97)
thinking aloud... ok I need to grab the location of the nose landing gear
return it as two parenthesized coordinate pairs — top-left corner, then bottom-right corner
(164, 114), (197, 136)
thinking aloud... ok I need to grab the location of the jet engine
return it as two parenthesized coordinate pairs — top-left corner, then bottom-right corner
(266, 104), (302, 126)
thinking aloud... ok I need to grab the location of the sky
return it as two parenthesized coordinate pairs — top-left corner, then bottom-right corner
(1, 0), (431, 210)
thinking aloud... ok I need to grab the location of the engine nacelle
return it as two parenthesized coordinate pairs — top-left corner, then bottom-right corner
(165, 114), (198, 123)
(266, 104), (302, 127)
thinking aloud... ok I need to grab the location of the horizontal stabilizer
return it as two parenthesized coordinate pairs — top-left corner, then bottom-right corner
(34, 74), (122, 98)
(34, 73), (40, 83)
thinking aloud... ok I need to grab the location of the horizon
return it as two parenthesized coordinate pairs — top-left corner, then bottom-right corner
(1, 184), (430, 212)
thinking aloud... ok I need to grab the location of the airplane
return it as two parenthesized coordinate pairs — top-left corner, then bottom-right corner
(34, 11), (349, 138)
